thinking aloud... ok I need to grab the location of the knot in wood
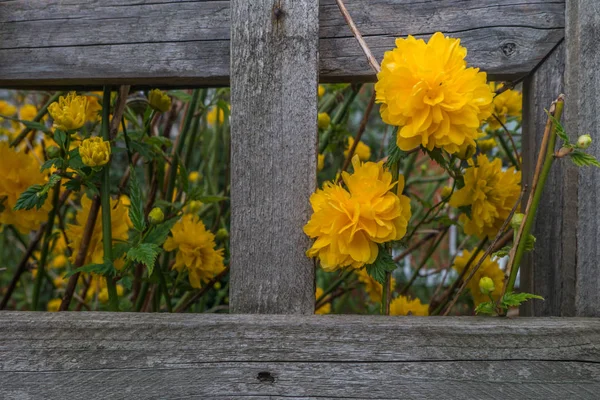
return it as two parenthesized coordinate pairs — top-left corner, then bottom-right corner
(501, 42), (517, 57)
(257, 371), (276, 383)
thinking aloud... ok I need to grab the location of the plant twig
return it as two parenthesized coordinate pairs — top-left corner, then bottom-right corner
(10, 92), (64, 147)
(400, 228), (449, 295)
(339, 90), (376, 177)
(175, 266), (230, 313)
(492, 114), (521, 169)
(109, 85), (131, 140)
(393, 232), (437, 262)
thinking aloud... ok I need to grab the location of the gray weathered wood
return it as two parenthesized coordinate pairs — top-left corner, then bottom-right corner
(0, 0), (565, 87)
(229, 0), (317, 313)
(565, 0), (600, 317)
(521, 42), (578, 317)
(1, 313), (599, 399)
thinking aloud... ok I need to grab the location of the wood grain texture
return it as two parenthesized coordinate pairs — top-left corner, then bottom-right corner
(565, 0), (600, 317)
(521, 42), (578, 317)
(0, 0), (565, 87)
(229, 0), (317, 313)
(1, 313), (600, 399)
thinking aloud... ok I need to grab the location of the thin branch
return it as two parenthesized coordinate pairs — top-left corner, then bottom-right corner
(492, 114), (522, 169)
(109, 85), (131, 140)
(175, 266), (230, 313)
(339, 90), (376, 176)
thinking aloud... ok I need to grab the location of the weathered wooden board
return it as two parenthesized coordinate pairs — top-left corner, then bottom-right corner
(0, 0), (565, 87)
(565, 0), (600, 317)
(1, 313), (599, 399)
(521, 42), (578, 317)
(229, 0), (317, 313)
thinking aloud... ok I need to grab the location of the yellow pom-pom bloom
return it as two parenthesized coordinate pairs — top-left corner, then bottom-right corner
(450, 154), (521, 238)
(79, 137), (111, 167)
(207, 106), (226, 126)
(487, 83), (522, 130)
(375, 32), (493, 153)
(355, 267), (396, 303)
(51, 254), (69, 269)
(66, 196), (131, 266)
(318, 85), (326, 98)
(317, 153), (325, 172)
(453, 249), (504, 305)
(317, 112), (331, 129)
(0, 142), (52, 233)
(390, 295), (429, 316)
(315, 287), (331, 314)
(48, 91), (89, 131)
(0, 100), (17, 117)
(19, 104), (41, 122)
(188, 171), (202, 183)
(163, 214), (225, 288)
(148, 89), (172, 113)
(47, 298), (62, 312)
(304, 155), (411, 271)
(344, 137), (371, 161)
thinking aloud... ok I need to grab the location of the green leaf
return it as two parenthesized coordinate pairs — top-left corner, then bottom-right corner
(144, 217), (179, 246)
(64, 179), (82, 192)
(474, 301), (496, 315)
(65, 261), (114, 278)
(545, 109), (570, 145)
(168, 90), (192, 102)
(126, 243), (161, 275)
(501, 291), (544, 308)
(524, 234), (536, 252)
(145, 136), (172, 149)
(40, 158), (63, 172)
(120, 276), (133, 290)
(68, 148), (86, 169)
(195, 195), (228, 204)
(13, 184), (47, 211)
(569, 150), (600, 168)
(112, 242), (131, 260)
(492, 245), (512, 258)
(54, 130), (67, 150)
(365, 246), (397, 284)
(384, 129), (408, 168)
(128, 168), (146, 232)
(130, 141), (155, 161)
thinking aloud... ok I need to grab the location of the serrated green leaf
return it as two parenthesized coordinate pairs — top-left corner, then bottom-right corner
(112, 242), (131, 260)
(365, 246), (397, 284)
(545, 109), (570, 145)
(501, 291), (544, 308)
(67, 148), (86, 169)
(128, 168), (146, 232)
(54, 130), (67, 149)
(64, 261), (114, 278)
(492, 245), (512, 258)
(570, 150), (600, 168)
(524, 234), (536, 252)
(126, 243), (161, 275)
(120, 276), (133, 290)
(384, 130), (408, 168)
(0, 114), (50, 133)
(130, 141), (155, 161)
(40, 158), (62, 172)
(144, 217), (179, 246)
(145, 136), (172, 149)
(64, 179), (82, 192)
(474, 301), (496, 315)
(168, 90), (192, 102)
(13, 184), (47, 211)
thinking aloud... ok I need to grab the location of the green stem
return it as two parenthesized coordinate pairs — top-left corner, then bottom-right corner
(135, 282), (149, 312)
(318, 84), (362, 153)
(100, 86), (119, 311)
(506, 99), (564, 293)
(10, 91), (65, 147)
(31, 184), (61, 310)
(492, 129), (520, 170)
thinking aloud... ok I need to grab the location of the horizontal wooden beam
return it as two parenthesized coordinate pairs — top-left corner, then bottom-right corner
(1, 313), (599, 398)
(0, 0), (565, 88)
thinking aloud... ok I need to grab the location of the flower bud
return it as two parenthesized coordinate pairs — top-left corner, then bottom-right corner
(479, 277), (495, 295)
(441, 186), (453, 199)
(318, 85), (325, 98)
(577, 134), (592, 149)
(456, 142), (476, 160)
(188, 171), (202, 184)
(148, 207), (164, 224)
(511, 213), (525, 230)
(46, 145), (61, 159)
(215, 228), (229, 241)
(186, 200), (203, 214)
(317, 112), (331, 129)
(79, 137), (111, 167)
(148, 89), (171, 113)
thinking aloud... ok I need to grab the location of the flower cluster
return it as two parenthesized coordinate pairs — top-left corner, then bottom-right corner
(304, 155), (411, 271)
(486, 83), (522, 130)
(375, 32), (493, 154)
(450, 154), (521, 239)
(452, 249), (504, 306)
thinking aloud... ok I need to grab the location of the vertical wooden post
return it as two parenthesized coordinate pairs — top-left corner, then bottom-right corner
(230, 0), (318, 313)
(565, 0), (600, 317)
(521, 42), (578, 316)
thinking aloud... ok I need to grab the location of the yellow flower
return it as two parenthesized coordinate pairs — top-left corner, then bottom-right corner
(453, 249), (504, 306)
(185, 200), (203, 214)
(48, 92), (89, 131)
(355, 268), (396, 303)
(148, 89), (171, 112)
(51, 254), (68, 269)
(344, 137), (371, 161)
(477, 138), (496, 153)
(318, 85), (326, 98)
(85, 95), (102, 122)
(79, 137), (111, 167)
(66, 196), (131, 266)
(188, 171), (202, 183)
(390, 296), (429, 316)
(19, 104), (40, 122)
(0, 100), (17, 118)
(98, 284), (124, 303)
(0, 142), (52, 233)
(315, 287), (331, 314)
(450, 154), (521, 238)
(119, 194), (131, 207)
(375, 32), (493, 154)
(207, 106), (227, 126)
(317, 153), (325, 172)
(304, 155), (411, 271)
(163, 214), (225, 288)
(47, 298), (62, 312)
(317, 112), (331, 129)
(487, 83), (522, 130)
(53, 275), (66, 288)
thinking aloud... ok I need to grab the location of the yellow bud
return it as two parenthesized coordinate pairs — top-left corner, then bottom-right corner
(317, 112), (331, 129)
(46, 145), (60, 159)
(188, 171), (202, 183)
(318, 85), (325, 98)
(577, 134), (592, 149)
(317, 153), (325, 172)
(477, 138), (497, 153)
(511, 213), (525, 230)
(148, 207), (164, 224)
(79, 136), (111, 167)
(186, 200), (203, 214)
(53, 276), (66, 288)
(441, 186), (453, 199)
(148, 89), (172, 113)
(214, 282), (222, 290)
(48, 92), (89, 131)
(51, 254), (68, 269)
(98, 288), (109, 303)
(215, 228), (229, 241)
(479, 277), (495, 295)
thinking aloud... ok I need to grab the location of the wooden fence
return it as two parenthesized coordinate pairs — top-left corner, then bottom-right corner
(1, 0), (599, 398)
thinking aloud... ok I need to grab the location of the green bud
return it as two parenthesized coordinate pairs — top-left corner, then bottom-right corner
(511, 213), (525, 230)
(441, 186), (453, 199)
(479, 277), (495, 295)
(577, 134), (592, 149)
(215, 228), (229, 241)
(46, 145), (61, 159)
(148, 207), (164, 224)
